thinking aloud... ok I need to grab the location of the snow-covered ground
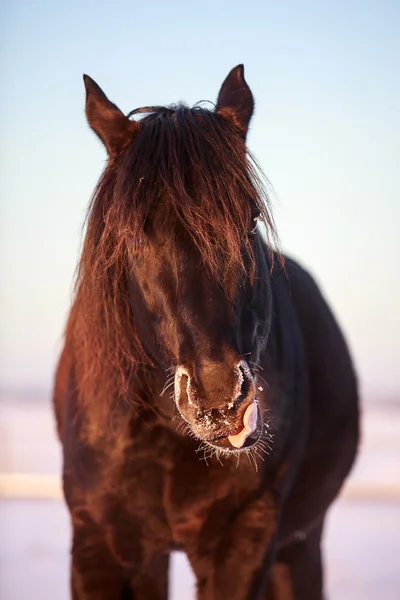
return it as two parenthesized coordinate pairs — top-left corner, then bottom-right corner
(1, 392), (399, 599)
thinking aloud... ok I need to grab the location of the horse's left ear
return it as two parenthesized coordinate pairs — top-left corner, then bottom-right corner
(215, 64), (254, 139)
(83, 75), (139, 156)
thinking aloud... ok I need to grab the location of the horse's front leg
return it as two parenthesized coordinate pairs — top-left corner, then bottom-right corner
(70, 508), (170, 600)
(129, 552), (169, 600)
(70, 509), (130, 600)
(188, 494), (279, 600)
(262, 521), (325, 600)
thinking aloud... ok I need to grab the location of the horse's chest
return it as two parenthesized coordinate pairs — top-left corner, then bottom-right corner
(88, 422), (262, 553)
(162, 447), (264, 548)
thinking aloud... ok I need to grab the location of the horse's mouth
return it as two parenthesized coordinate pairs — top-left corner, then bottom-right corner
(197, 403), (262, 452)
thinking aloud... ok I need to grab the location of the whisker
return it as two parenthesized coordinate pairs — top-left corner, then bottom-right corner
(215, 451), (224, 467)
(255, 374), (270, 387)
(160, 379), (175, 396)
(256, 441), (270, 454)
(249, 361), (264, 371)
(249, 448), (259, 471)
(253, 447), (265, 462)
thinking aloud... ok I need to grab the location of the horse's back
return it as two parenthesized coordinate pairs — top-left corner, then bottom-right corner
(284, 256), (359, 425)
(278, 256), (359, 542)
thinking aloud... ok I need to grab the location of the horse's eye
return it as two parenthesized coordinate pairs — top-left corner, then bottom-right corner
(250, 213), (262, 234)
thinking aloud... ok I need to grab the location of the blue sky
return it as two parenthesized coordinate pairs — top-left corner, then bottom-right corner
(1, 0), (399, 397)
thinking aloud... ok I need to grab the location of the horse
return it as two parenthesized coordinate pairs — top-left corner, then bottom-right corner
(53, 64), (359, 600)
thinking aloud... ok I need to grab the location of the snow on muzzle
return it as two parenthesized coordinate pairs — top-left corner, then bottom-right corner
(174, 360), (260, 450)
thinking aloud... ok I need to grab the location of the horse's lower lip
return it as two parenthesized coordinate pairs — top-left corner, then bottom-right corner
(205, 432), (259, 451)
(203, 405), (262, 449)
(207, 427), (244, 442)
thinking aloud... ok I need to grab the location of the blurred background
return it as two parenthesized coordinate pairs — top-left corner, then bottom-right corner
(0, 1), (399, 598)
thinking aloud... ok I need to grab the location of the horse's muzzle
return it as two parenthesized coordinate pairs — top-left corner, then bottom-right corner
(174, 360), (261, 451)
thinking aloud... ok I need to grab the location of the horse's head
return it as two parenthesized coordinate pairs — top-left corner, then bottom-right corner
(82, 66), (277, 453)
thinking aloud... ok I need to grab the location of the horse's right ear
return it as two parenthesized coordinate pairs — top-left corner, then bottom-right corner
(215, 65), (254, 139)
(83, 75), (139, 157)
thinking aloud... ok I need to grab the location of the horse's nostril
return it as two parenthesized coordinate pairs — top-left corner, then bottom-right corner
(175, 369), (201, 410)
(210, 407), (221, 420)
(180, 374), (189, 393)
(235, 365), (252, 405)
(175, 369), (190, 405)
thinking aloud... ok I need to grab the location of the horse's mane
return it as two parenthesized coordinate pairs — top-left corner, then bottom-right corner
(66, 104), (279, 418)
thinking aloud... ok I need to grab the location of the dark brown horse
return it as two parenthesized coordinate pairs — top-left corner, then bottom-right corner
(53, 65), (359, 599)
